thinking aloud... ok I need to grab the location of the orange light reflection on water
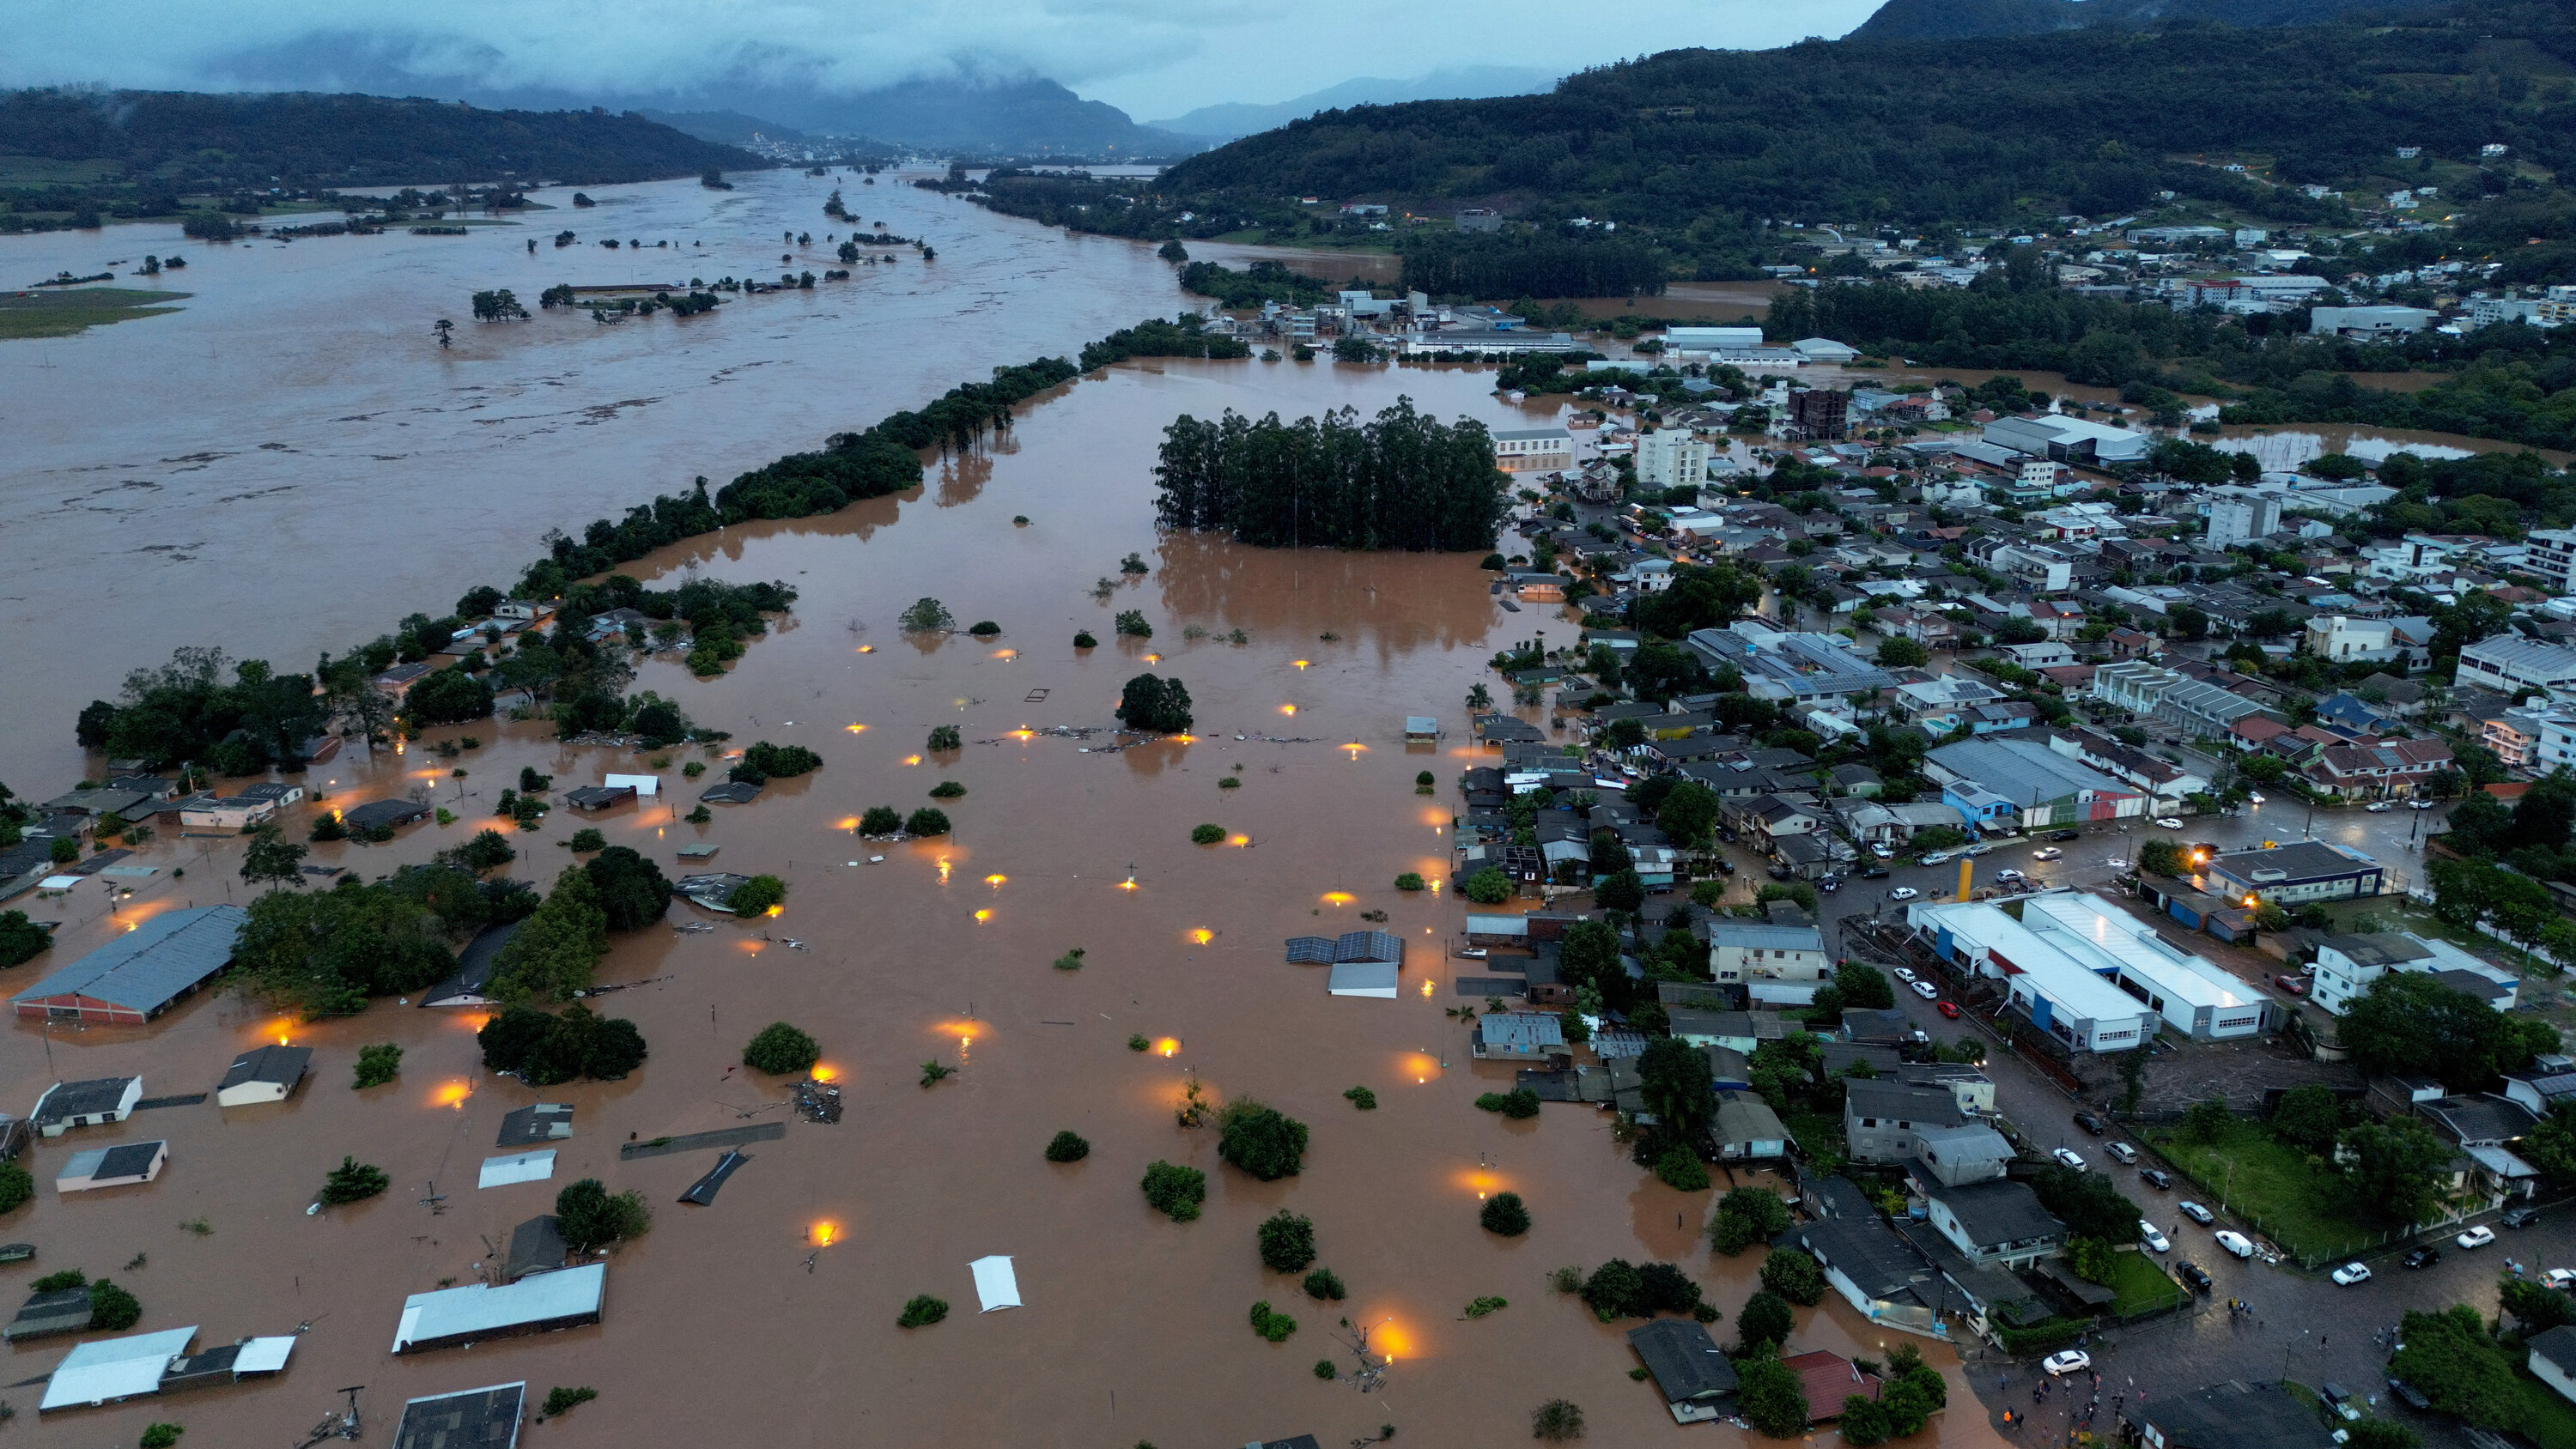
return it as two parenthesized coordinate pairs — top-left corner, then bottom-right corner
(1188, 928), (1213, 945)
(1321, 892), (1354, 906)
(430, 1080), (472, 1110)
(1155, 1037), (1182, 1057)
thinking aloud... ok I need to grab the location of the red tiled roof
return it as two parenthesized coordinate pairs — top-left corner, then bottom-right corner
(1783, 1350), (1884, 1422)
(2486, 781), (2533, 800)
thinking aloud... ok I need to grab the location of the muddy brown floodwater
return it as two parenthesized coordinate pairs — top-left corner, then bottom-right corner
(3, 355), (2012, 1447)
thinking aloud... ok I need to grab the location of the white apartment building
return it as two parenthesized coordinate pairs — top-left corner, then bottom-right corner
(2524, 529), (2576, 592)
(1492, 427), (1574, 472)
(2205, 491), (2281, 549)
(2312, 931), (2520, 1016)
(1635, 429), (1713, 490)
(2306, 615), (2405, 665)
(2458, 634), (2576, 697)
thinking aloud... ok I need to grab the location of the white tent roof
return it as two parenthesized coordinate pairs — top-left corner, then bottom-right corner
(40, 1326), (194, 1410)
(969, 1255), (1021, 1313)
(233, 1337), (296, 1373)
(394, 1262), (604, 1353)
(477, 1149), (556, 1188)
(1327, 961), (1399, 997)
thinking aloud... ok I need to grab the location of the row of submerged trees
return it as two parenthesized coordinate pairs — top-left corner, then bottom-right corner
(1153, 399), (1509, 552)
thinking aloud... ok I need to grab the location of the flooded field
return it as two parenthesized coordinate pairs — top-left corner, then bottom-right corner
(0, 167), (1193, 787)
(2, 354), (2011, 1447)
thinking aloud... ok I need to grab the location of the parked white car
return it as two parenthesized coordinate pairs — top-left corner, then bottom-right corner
(2106, 1142), (2138, 1164)
(2411, 799), (2436, 810)
(1888, 887), (1919, 901)
(2154, 817), (2185, 829)
(2043, 1349), (2093, 1377)
(2543, 1269), (2576, 1291)
(2330, 1262), (2372, 1286)
(2052, 1148), (2087, 1169)
(1893, 967), (1917, 983)
(2214, 1230), (2255, 1258)
(2246, 791), (2265, 804)
(2365, 801), (2392, 813)
(2178, 1200), (2215, 1225)
(1869, 842), (1895, 858)
(2458, 1226), (2498, 1249)
(2142, 1223), (2171, 1252)
(1911, 980), (1939, 1001)
(2031, 847), (2063, 862)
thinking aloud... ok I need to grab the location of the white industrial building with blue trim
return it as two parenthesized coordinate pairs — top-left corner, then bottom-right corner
(1905, 891), (2270, 1051)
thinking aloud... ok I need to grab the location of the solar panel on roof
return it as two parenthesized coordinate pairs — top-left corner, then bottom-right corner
(1284, 937), (1335, 964)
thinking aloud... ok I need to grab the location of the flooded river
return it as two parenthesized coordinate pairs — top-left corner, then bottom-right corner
(0, 178), (2013, 1446)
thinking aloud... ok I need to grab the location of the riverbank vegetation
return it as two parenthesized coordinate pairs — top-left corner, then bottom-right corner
(0, 287), (188, 338)
(66, 316), (1243, 768)
(1154, 399), (1510, 549)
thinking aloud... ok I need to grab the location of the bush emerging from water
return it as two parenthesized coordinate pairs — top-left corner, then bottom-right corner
(1190, 823), (1225, 844)
(1475, 1088), (1541, 1119)
(318, 1157), (389, 1206)
(555, 1178), (651, 1252)
(927, 724), (962, 751)
(1531, 1399), (1584, 1441)
(1248, 1300), (1297, 1342)
(567, 828), (606, 852)
(540, 1386), (598, 1418)
(1303, 1267), (1346, 1300)
(899, 598), (952, 631)
(352, 1043), (402, 1089)
(1054, 948), (1086, 970)
(1394, 872), (1425, 891)
(968, 621), (1000, 636)
(1343, 1085), (1377, 1110)
(1141, 1160), (1206, 1222)
(1073, 631), (1097, 648)
(139, 1425), (182, 1449)
(1257, 1210), (1317, 1272)
(897, 1294), (949, 1328)
(1481, 1191), (1532, 1236)
(1218, 775), (1240, 789)
(927, 780), (965, 798)
(743, 1022), (820, 1074)
(1127, 1034), (1151, 1052)
(1314, 1359), (1337, 1379)
(1217, 1100), (1309, 1180)
(726, 874), (786, 914)
(1654, 1145), (1711, 1192)
(1115, 609), (1152, 637)
(1759, 1247), (1826, 1307)
(0, 1161), (32, 1215)
(860, 805), (902, 834)
(1463, 867), (1512, 905)
(905, 807), (951, 836)
(1045, 1131), (1091, 1162)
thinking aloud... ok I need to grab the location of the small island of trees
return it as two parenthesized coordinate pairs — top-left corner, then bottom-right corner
(1153, 399), (1509, 551)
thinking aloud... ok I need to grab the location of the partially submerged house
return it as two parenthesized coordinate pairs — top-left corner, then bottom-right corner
(504, 1216), (569, 1282)
(1788, 1213), (1951, 1341)
(1783, 1350), (1883, 1423)
(31, 1076), (143, 1137)
(562, 784), (635, 811)
(58, 1140), (167, 1192)
(420, 919), (521, 1008)
(39, 1326), (199, 1412)
(1627, 1318), (1739, 1423)
(1471, 1013), (1567, 1062)
(5, 1286), (96, 1341)
(392, 1262), (605, 1354)
(10, 905), (246, 1024)
(675, 873), (754, 912)
(216, 1045), (311, 1106)
(340, 799), (433, 834)
(495, 1104), (574, 1148)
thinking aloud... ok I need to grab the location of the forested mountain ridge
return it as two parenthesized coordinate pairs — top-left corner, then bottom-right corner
(1849, 0), (2450, 41)
(1154, 2), (2572, 246)
(0, 89), (761, 189)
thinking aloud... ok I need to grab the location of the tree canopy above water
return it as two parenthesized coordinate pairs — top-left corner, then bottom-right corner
(1154, 398), (1508, 551)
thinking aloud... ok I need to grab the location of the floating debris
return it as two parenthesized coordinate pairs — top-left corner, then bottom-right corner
(792, 1079), (843, 1125)
(671, 921), (715, 935)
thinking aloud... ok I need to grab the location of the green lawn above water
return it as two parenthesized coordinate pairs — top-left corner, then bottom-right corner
(0, 287), (189, 340)
(2147, 1119), (2391, 1264)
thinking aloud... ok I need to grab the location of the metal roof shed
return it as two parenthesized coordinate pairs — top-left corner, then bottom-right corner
(11, 905), (246, 1024)
(31, 1076), (143, 1135)
(421, 919), (520, 1008)
(39, 1326), (196, 1411)
(392, 1262), (605, 1354)
(1327, 961), (1399, 997)
(58, 1140), (167, 1192)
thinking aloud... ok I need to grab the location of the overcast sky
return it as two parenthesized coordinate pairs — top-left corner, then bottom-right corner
(9, 0), (1886, 118)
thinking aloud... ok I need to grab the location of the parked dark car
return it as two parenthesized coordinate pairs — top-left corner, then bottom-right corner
(2074, 1111), (2106, 1136)
(2139, 1168), (2172, 1191)
(2505, 1207), (2543, 1228)
(1818, 876), (1842, 894)
(2386, 1379), (2430, 1411)
(2176, 1262), (2212, 1293)
(1861, 865), (1890, 879)
(1713, 858), (1737, 876)
(2401, 1246), (2440, 1269)
(1766, 865), (1795, 881)
(2049, 829), (2081, 841)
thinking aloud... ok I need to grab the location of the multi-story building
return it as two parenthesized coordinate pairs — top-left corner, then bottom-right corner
(1492, 427), (1573, 472)
(2206, 492), (2281, 549)
(2312, 931), (2520, 1016)
(1634, 429), (1711, 490)
(1788, 388), (1848, 441)
(2524, 529), (2576, 592)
